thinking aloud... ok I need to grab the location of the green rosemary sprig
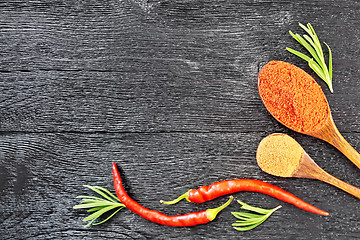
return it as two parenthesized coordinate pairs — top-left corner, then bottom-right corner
(231, 200), (281, 231)
(73, 185), (126, 227)
(286, 23), (333, 93)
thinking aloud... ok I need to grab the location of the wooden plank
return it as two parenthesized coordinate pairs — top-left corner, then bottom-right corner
(1, 70), (360, 137)
(0, 133), (359, 239)
(0, 0), (358, 72)
(0, 0), (359, 135)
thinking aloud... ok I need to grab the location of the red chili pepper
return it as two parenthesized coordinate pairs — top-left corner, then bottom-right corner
(112, 163), (233, 227)
(161, 179), (329, 216)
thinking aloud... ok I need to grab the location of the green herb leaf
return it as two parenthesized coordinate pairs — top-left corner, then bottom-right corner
(83, 185), (118, 203)
(293, 33), (322, 64)
(286, 47), (311, 62)
(87, 206), (104, 213)
(74, 185), (126, 227)
(308, 59), (327, 81)
(93, 207), (124, 226)
(287, 23), (334, 93)
(324, 42), (333, 92)
(232, 200), (281, 231)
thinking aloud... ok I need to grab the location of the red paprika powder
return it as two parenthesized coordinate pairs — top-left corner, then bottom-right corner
(258, 61), (329, 133)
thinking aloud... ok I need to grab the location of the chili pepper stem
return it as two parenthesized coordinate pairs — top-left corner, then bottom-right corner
(206, 196), (233, 221)
(160, 190), (191, 205)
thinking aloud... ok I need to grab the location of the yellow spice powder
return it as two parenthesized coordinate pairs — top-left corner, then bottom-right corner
(256, 133), (303, 177)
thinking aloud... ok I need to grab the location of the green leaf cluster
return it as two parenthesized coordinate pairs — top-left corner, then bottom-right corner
(232, 200), (281, 231)
(73, 185), (126, 227)
(286, 23), (333, 93)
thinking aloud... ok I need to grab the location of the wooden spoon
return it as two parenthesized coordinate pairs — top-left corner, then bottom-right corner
(257, 133), (360, 199)
(258, 61), (360, 170)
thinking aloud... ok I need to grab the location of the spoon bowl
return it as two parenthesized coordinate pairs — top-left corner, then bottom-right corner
(257, 133), (360, 199)
(258, 61), (360, 169)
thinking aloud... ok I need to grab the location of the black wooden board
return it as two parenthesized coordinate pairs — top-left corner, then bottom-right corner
(1, 1), (360, 239)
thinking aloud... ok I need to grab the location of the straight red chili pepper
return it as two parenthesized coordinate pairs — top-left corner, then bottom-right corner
(112, 163), (233, 227)
(161, 179), (329, 216)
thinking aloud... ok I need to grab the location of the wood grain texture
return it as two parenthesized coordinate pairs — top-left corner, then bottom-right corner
(0, 133), (359, 239)
(1, 0), (360, 239)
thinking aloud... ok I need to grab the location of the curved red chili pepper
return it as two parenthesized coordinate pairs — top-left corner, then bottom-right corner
(112, 163), (233, 227)
(161, 179), (329, 216)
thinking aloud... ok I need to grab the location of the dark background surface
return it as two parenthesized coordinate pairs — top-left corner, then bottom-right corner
(1, 1), (360, 239)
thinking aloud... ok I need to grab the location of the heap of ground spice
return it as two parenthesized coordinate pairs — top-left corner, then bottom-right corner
(258, 61), (330, 133)
(256, 133), (303, 177)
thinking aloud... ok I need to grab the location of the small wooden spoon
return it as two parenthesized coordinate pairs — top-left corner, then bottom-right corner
(258, 61), (360, 170)
(257, 133), (360, 199)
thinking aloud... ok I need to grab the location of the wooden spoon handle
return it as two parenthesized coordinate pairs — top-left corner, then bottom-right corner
(313, 115), (360, 170)
(332, 130), (360, 170)
(317, 170), (360, 199)
(293, 153), (360, 199)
